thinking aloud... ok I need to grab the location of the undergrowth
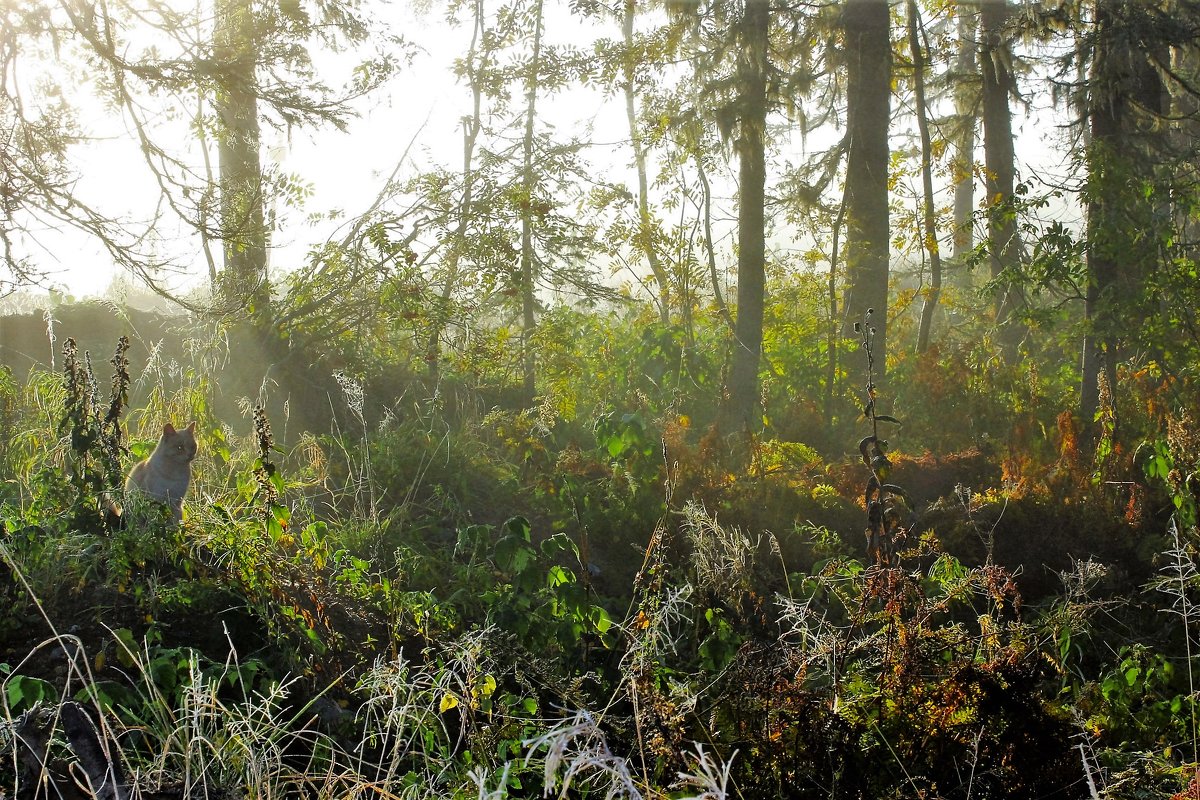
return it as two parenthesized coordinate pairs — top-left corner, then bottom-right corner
(0, 313), (1198, 799)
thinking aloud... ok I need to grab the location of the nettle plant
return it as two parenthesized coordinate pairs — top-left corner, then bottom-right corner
(36, 336), (132, 532)
(460, 515), (615, 659)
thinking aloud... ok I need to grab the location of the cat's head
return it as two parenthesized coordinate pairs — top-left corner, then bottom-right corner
(161, 421), (198, 463)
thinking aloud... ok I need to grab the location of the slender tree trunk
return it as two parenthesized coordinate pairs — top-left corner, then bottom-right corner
(697, 153), (734, 331)
(195, 90), (220, 289)
(951, 3), (978, 267)
(842, 0), (892, 372)
(214, 0), (269, 328)
(910, 0), (942, 354)
(1081, 81), (1119, 421)
(425, 0), (486, 380)
(519, 0), (545, 405)
(825, 191), (848, 431)
(723, 0), (769, 435)
(1081, 0), (1167, 424)
(1081, 0), (1119, 424)
(685, 14), (731, 334)
(980, 0), (1021, 342)
(1169, 35), (1200, 271)
(623, 0), (671, 325)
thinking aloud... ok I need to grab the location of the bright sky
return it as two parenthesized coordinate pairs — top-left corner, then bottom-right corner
(19, 0), (636, 301)
(269, 3), (630, 274)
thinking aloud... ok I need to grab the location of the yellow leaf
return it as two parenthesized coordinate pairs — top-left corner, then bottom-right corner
(474, 674), (497, 700)
(439, 693), (459, 713)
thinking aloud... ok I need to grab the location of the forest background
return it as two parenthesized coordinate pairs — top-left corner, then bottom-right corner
(3, 0), (1200, 797)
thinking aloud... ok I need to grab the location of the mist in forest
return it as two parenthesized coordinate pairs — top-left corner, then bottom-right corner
(3, 1), (1200, 798)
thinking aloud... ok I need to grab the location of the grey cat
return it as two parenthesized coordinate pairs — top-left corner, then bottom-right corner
(125, 421), (197, 523)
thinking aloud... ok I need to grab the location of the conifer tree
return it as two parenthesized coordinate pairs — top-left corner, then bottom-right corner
(980, 0), (1022, 345)
(842, 0), (892, 372)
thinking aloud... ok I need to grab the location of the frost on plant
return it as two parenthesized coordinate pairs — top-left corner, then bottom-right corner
(682, 501), (756, 609)
(355, 627), (496, 787)
(525, 709), (642, 800)
(620, 583), (693, 675)
(673, 743), (737, 800)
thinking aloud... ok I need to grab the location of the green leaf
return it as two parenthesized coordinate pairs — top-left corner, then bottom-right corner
(590, 606), (612, 634)
(495, 534), (535, 575)
(75, 681), (139, 714)
(7, 674), (57, 710)
(504, 516), (532, 541)
(540, 532), (579, 559)
(546, 564), (574, 588)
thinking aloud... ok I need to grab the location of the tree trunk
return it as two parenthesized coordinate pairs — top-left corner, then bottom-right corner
(1169, 30), (1200, 268)
(951, 3), (978, 266)
(825, 190), (848, 431)
(1081, 70), (1119, 422)
(980, 0), (1021, 343)
(910, 0), (942, 354)
(697, 153), (733, 331)
(214, 0), (269, 328)
(1081, 0), (1167, 424)
(623, 0), (671, 325)
(519, 0), (545, 406)
(723, 0), (769, 436)
(842, 0), (892, 373)
(425, 0), (486, 380)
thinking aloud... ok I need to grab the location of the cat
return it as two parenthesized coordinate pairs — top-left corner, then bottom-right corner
(124, 421), (198, 523)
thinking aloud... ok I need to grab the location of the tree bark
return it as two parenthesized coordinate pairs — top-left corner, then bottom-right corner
(951, 3), (978, 266)
(519, 0), (545, 405)
(842, 0), (892, 373)
(214, 0), (270, 328)
(425, 0), (486, 380)
(909, 0), (942, 354)
(623, 0), (671, 325)
(825, 190), (848, 431)
(1081, 23), (1119, 424)
(980, 0), (1021, 342)
(723, 0), (770, 435)
(1081, 0), (1167, 424)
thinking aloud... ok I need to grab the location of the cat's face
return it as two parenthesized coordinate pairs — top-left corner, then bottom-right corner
(161, 421), (198, 464)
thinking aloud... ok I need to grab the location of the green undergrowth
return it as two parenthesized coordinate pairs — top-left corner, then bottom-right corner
(1, 317), (1199, 799)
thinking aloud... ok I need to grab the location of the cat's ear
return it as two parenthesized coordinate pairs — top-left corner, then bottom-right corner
(186, 421), (196, 433)
(163, 422), (176, 435)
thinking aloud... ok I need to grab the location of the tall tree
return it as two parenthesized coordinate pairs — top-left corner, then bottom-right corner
(909, 0), (942, 354)
(950, 3), (979, 267)
(403, 0), (614, 400)
(660, 0), (776, 436)
(1080, 0), (1170, 423)
(213, 0), (270, 328)
(723, 0), (771, 434)
(622, 0), (672, 325)
(424, 0), (490, 379)
(842, 0), (892, 371)
(519, 0), (546, 405)
(979, 0), (1022, 343)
